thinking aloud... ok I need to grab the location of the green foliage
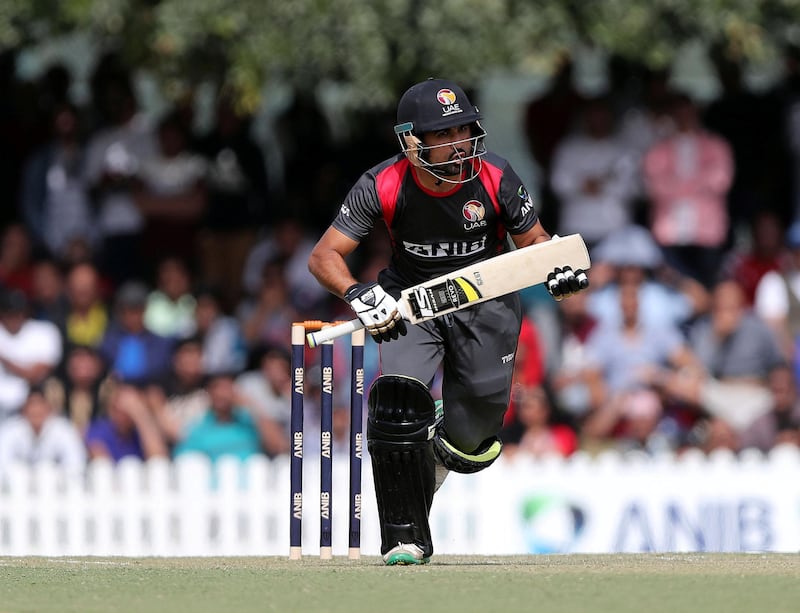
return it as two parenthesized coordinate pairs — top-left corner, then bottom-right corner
(4, 0), (800, 111)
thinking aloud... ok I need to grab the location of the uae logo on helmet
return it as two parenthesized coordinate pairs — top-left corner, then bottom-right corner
(437, 89), (457, 105)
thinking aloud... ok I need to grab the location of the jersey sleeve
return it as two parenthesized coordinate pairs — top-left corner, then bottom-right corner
(497, 162), (538, 235)
(331, 172), (384, 242)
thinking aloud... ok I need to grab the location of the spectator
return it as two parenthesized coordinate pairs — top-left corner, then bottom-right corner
(740, 365), (800, 451)
(63, 261), (109, 348)
(0, 223), (36, 297)
(502, 383), (578, 459)
(98, 281), (174, 387)
(19, 101), (95, 259)
(235, 343), (292, 456)
(550, 95), (639, 249)
(642, 92), (734, 288)
(523, 53), (585, 230)
(194, 285), (247, 375)
(143, 256), (197, 339)
(581, 283), (701, 453)
(44, 344), (108, 434)
(754, 219), (800, 360)
(723, 209), (787, 306)
(83, 73), (157, 284)
(0, 387), (87, 478)
(29, 257), (69, 330)
(503, 315), (546, 428)
(237, 257), (299, 349)
(146, 336), (209, 447)
(241, 216), (330, 317)
(173, 371), (270, 462)
(704, 49), (785, 239)
(0, 288), (63, 421)
(658, 280), (786, 435)
(134, 108), (207, 274)
(85, 383), (168, 462)
(195, 93), (270, 311)
(588, 224), (709, 330)
(548, 290), (599, 421)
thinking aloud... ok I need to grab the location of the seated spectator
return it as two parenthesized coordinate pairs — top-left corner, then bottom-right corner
(581, 283), (701, 453)
(0, 223), (36, 297)
(98, 281), (174, 387)
(146, 336), (209, 446)
(503, 315), (546, 428)
(502, 383), (578, 459)
(0, 387), (87, 478)
(658, 280), (786, 434)
(143, 256), (197, 339)
(235, 344), (292, 456)
(740, 365), (800, 451)
(685, 416), (742, 454)
(754, 220), (800, 360)
(173, 370), (271, 462)
(237, 257), (299, 349)
(64, 261), (109, 348)
(194, 285), (247, 375)
(722, 209), (787, 306)
(85, 383), (168, 462)
(241, 217), (329, 318)
(548, 290), (599, 421)
(44, 344), (109, 434)
(588, 224), (709, 330)
(29, 257), (69, 330)
(0, 289), (63, 421)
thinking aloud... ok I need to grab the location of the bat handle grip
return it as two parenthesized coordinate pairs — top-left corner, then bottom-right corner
(306, 319), (365, 347)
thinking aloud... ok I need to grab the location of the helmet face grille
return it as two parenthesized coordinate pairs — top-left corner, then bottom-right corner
(395, 124), (487, 185)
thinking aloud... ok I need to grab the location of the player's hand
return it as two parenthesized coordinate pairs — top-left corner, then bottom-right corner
(546, 266), (589, 301)
(344, 282), (408, 343)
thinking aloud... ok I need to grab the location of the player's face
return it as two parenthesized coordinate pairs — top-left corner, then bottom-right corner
(422, 124), (473, 177)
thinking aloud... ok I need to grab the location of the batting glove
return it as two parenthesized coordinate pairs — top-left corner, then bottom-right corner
(344, 282), (408, 343)
(546, 266), (589, 301)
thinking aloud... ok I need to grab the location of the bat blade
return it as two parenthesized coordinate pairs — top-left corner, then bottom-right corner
(306, 233), (590, 347)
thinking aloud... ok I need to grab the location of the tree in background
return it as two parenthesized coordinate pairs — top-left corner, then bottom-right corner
(2, 0), (800, 112)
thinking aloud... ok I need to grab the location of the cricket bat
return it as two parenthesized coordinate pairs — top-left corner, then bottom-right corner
(306, 233), (590, 348)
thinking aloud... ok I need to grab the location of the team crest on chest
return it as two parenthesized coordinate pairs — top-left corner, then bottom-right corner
(462, 200), (487, 231)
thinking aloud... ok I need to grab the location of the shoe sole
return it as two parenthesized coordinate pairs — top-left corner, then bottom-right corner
(384, 552), (430, 566)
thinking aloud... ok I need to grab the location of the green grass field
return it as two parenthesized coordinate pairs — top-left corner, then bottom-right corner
(1, 554), (799, 613)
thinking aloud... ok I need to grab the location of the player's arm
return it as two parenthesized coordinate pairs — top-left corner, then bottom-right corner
(308, 226), (407, 343)
(509, 219), (550, 249)
(308, 226), (361, 298)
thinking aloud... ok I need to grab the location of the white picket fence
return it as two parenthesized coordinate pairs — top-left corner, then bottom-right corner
(3, 447), (800, 556)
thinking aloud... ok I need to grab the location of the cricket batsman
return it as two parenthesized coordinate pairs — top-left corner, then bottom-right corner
(308, 78), (589, 564)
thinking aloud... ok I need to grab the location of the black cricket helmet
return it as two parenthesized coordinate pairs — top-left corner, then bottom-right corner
(394, 78), (487, 184)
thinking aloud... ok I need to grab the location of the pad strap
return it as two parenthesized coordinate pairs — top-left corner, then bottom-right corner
(433, 431), (502, 474)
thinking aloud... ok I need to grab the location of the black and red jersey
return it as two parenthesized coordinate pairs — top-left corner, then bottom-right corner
(332, 151), (538, 291)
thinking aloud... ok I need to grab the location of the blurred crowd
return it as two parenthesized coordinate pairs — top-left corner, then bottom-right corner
(4, 46), (800, 476)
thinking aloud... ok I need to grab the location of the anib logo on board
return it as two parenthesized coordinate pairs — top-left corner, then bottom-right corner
(437, 89), (457, 105)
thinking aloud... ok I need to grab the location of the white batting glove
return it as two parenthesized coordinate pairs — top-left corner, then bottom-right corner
(546, 266), (589, 301)
(344, 282), (408, 343)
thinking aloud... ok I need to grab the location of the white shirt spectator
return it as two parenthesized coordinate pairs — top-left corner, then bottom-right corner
(551, 132), (638, 245)
(0, 318), (63, 419)
(83, 113), (157, 237)
(0, 413), (87, 478)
